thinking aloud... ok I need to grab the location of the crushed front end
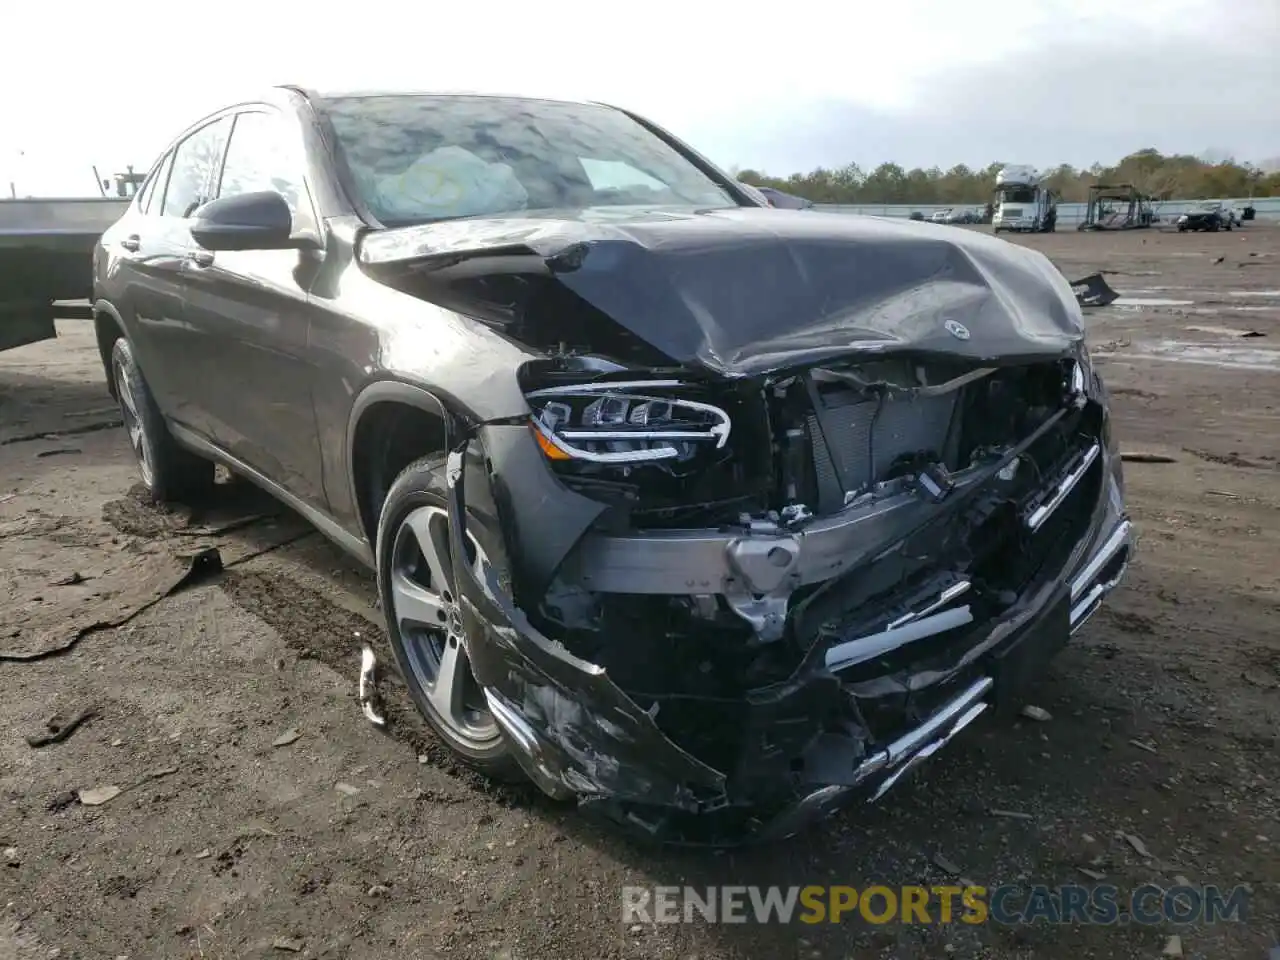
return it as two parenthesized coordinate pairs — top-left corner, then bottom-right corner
(445, 346), (1133, 844)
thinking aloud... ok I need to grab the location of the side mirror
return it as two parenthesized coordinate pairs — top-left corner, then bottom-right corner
(190, 190), (304, 252)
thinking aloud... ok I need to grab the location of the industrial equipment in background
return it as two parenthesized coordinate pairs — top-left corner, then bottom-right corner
(0, 169), (139, 351)
(1077, 184), (1156, 231)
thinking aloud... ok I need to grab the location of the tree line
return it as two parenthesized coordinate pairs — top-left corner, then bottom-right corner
(736, 149), (1280, 206)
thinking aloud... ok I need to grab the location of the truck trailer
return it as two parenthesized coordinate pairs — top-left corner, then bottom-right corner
(0, 173), (137, 352)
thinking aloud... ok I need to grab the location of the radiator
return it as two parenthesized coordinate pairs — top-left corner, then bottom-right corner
(808, 389), (959, 514)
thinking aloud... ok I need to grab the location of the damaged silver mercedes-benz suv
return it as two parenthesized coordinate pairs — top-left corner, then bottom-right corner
(93, 88), (1132, 843)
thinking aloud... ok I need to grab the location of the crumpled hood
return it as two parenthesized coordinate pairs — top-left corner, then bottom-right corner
(359, 207), (1086, 377)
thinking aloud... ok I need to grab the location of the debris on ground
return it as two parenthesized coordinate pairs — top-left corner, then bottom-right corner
(272, 729), (302, 748)
(271, 937), (304, 953)
(1070, 273), (1121, 308)
(26, 706), (96, 748)
(358, 644), (387, 727)
(1121, 452), (1178, 463)
(335, 782), (360, 797)
(1122, 832), (1152, 858)
(1129, 738), (1158, 754)
(77, 785), (122, 807)
(932, 852), (962, 876)
(4, 846), (18, 867)
(50, 571), (89, 586)
(1078, 867), (1107, 880)
(0, 547), (223, 662)
(1162, 933), (1183, 956)
(36, 447), (80, 458)
(1019, 705), (1052, 722)
(988, 809), (1034, 821)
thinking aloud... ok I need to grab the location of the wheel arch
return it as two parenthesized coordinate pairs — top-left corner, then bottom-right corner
(92, 299), (127, 399)
(347, 379), (457, 546)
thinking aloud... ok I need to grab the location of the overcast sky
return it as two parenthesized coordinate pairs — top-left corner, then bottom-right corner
(2, 0), (1276, 196)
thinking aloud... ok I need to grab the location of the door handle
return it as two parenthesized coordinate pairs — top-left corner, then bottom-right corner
(120, 235), (140, 252)
(186, 250), (214, 268)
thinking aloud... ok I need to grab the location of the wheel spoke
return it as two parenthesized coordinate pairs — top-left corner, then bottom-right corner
(429, 638), (468, 720)
(390, 572), (446, 630)
(404, 508), (455, 597)
(118, 376), (139, 417)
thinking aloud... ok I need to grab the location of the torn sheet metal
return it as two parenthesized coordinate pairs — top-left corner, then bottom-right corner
(359, 208), (1087, 377)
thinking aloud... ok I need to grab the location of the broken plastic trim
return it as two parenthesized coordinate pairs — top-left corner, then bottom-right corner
(1026, 441), (1101, 531)
(359, 645), (387, 727)
(442, 432), (728, 812)
(435, 401), (1131, 843)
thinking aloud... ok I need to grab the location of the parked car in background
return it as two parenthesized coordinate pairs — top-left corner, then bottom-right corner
(91, 86), (1131, 843)
(1177, 202), (1233, 232)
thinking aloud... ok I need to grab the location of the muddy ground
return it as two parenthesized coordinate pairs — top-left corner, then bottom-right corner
(0, 225), (1277, 960)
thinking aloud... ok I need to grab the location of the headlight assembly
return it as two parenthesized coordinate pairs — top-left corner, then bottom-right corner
(526, 380), (731, 465)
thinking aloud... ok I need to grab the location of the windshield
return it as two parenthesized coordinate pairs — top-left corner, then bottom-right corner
(318, 94), (738, 224)
(998, 186), (1037, 204)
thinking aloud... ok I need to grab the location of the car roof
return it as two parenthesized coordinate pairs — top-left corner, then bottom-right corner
(285, 86), (599, 109)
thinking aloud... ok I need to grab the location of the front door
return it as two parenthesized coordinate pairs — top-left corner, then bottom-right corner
(127, 115), (233, 436)
(176, 108), (328, 509)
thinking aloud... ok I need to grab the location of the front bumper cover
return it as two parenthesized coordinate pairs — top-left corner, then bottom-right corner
(444, 428), (1133, 844)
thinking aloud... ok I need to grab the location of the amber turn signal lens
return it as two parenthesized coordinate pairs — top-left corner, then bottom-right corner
(530, 422), (571, 460)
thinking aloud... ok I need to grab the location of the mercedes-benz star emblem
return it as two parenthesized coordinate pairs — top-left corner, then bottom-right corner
(945, 319), (971, 341)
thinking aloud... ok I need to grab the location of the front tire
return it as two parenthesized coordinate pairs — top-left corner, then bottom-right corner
(376, 454), (523, 780)
(110, 338), (215, 502)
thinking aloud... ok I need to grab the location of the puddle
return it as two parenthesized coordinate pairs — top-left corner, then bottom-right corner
(1113, 297), (1195, 307)
(1184, 325), (1265, 339)
(1124, 339), (1280, 371)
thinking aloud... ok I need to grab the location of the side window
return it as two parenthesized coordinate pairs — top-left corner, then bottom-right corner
(216, 111), (306, 217)
(137, 153), (173, 215)
(160, 116), (231, 218)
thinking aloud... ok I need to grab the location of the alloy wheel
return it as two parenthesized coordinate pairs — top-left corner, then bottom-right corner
(114, 360), (153, 487)
(389, 504), (499, 746)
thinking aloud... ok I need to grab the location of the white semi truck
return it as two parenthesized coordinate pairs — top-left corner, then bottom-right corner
(992, 165), (1057, 233)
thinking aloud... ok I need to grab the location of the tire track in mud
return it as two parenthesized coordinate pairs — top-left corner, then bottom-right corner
(98, 486), (549, 808)
(218, 565), (546, 812)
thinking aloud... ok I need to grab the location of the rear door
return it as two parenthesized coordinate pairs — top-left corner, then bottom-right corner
(116, 116), (231, 430)
(176, 108), (328, 507)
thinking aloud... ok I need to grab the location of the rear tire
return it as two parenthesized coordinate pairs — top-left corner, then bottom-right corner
(376, 454), (525, 781)
(110, 338), (215, 503)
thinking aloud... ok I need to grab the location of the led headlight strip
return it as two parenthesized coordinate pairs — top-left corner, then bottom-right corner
(525, 380), (732, 464)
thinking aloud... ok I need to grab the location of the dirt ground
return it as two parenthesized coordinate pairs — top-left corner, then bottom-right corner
(0, 225), (1277, 960)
